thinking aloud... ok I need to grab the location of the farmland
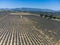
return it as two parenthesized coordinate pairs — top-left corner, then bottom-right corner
(0, 13), (60, 45)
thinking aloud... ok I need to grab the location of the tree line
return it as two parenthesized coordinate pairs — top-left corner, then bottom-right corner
(40, 14), (60, 19)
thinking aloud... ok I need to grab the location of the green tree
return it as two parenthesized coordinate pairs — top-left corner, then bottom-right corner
(40, 14), (43, 17)
(45, 15), (48, 18)
(49, 15), (53, 19)
(53, 16), (57, 19)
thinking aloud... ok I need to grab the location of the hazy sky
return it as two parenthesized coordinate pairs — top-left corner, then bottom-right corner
(0, 0), (60, 10)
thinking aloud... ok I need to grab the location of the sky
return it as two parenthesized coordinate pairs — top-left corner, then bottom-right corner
(0, 0), (60, 10)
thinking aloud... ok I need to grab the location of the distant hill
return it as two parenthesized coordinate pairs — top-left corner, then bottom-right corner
(11, 8), (56, 12)
(0, 8), (58, 12)
(0, 8), (60, 17)
(20, 8), (55, 12)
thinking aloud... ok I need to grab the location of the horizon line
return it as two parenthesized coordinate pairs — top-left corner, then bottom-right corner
(0, 7), (60, 11)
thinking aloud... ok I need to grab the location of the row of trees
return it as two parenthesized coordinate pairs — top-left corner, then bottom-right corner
(40, 14), (60, 19)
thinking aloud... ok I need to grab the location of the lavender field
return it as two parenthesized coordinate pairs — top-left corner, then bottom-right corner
(0, 13), (60, 45)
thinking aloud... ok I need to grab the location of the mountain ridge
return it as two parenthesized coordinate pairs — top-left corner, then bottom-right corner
(0, 8), (59, 12)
